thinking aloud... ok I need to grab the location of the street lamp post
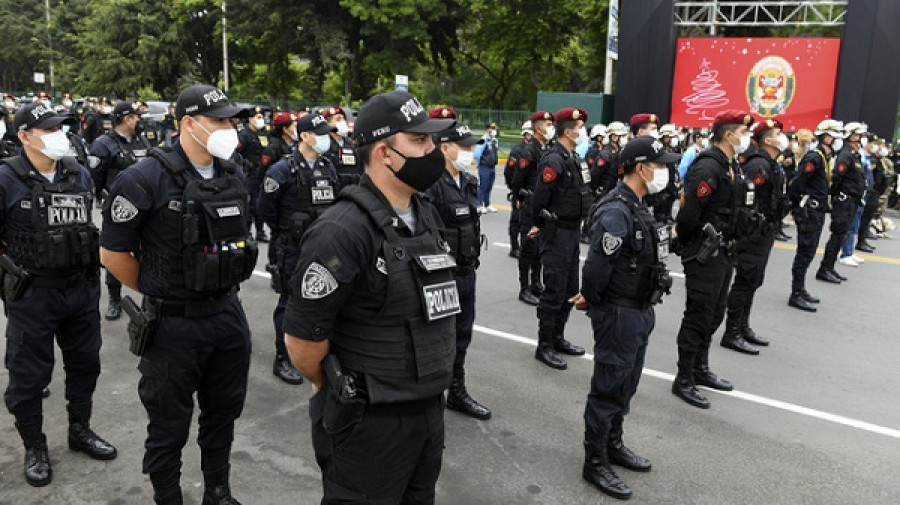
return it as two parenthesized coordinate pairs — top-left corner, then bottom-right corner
(222, 0), (229, 92)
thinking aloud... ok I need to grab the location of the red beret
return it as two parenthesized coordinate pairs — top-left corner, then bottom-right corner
(750, 118), (783, 139)
(714, 109), (754, 127)
(321, 106), (346, 119)
(272, 112), (297, 127)
(629, 113), (659, 126)
(428, 107), (457, 119)
(38, 90), (50, 99)
(530, 110), (555, 122)
(554, 107), (588, 123)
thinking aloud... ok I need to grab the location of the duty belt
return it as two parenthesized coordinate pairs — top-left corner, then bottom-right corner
(554, 219), (580, 230)
(601, 295), (649, 310)
(144, 288), (237, 318)
(30, 271), (88, 289)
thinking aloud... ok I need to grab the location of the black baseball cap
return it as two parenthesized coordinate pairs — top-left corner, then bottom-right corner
(620, 135), (681, 165)
(296, 114), (336, 134)
(353, 91), (454, 146)
(13, 102), (68, 132)
(175, 84), (248, 120)
(112, 101), (145, 118)
(434, 122), (483, 146)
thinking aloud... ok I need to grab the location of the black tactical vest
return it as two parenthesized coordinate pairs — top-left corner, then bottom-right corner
(106, 132), (150, 189)
(551, 153), (594, 222)
(432, 175), (481, 268)
(601, 194), (668, 301)
(2, 157), (100, 270)
(278, 155), (338, 237)
(143, 148), (258, 295)
(329, 185), (457, 404)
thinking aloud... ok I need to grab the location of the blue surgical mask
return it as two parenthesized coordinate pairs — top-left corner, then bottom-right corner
(313, 134), (331, 155)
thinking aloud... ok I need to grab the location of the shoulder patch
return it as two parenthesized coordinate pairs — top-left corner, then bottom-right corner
(803, 161), (816, 174)
(836, 162), (848, 174)
(519, 157), (529, 169)
(596, 157), (606, 167)
(261, 154), (273, 166)
(617, 164), (624, 175)
(541, 166), (558, 183)
(696, 180), (712, 198)
(263, 177), (280, 193)
(507, 157), (516, 167)
(602, 232), (623, 255)
(301, 262), (339, 300)
(110, 195), (138, 223)
(752, 173), (765, 187)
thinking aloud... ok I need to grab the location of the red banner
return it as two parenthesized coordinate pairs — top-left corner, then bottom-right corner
(670, 37), (841, 131)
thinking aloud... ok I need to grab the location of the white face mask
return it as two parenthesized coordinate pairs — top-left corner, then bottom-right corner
(619, 136), (629, 147)
(452, 148), (474, 172)
(0, 120), (5, 138)
(3, 100), (14, 109)
(572, 127), (589, 146)
(254, 118), (265, 130)
(832, 138), (843, 152)
(36, 130), (70, 160)
(731, 132), (751, 155)
(790, 141), (799, 152)
(643, 165), (669, 195)
(62, 124), (71, 134)
(543, 125), (555, 140)
(102, 105), (113, 115)
(335, 120), (349, 136)
(647, 130), (660, 140)
(669, 137), (679, 148)
(63, 100), (73, 108)
(776, 133), (789, 152)
(700, 138), (709, 148)
(879, 147), (889, 157)
(192, 120), (239, 159)
(860, 137), (868, 148)
(314, 134), (331, 154)
(601, 137), (609, 146)
(289, 129), (299, 142)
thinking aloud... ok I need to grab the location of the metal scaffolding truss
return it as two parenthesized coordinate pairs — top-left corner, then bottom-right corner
(674, 1), (848, 28)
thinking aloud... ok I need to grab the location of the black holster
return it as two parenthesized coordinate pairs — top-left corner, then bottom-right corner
(122, 295), (158, 357)
(322, 354), (367, 435)
(694, 223), (723, 265)
(0, 255), (30, 307)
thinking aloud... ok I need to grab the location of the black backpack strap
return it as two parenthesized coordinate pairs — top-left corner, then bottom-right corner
(2, 156), (31, 182)
(149, 146), (190, 187)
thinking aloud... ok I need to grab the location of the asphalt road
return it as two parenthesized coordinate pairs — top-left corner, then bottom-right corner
(2, 180), (899, 505)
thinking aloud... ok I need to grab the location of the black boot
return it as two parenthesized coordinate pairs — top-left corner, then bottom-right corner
(740, 302), (768, 346)
(534, 329), (567, 370)
(788, 290), (818, 312)
(255, 227), (269, 243)
(67, 403), (118, 460)
(607, 419), (651, 472)
(154, 487), (184, 505)
(815, 269), (842, 284)
(671, 352), (710, 409)
(105, 288), (122, 321)
(855, 242), (875, 253)
(693, 353), (733, 391)
(583, 432), (632, 500)
(830, 269), (847, 282)
(720, 313), (759, 355)
(272, 354), (304, 385)
(15, 417), (51, 487)
(446, 370), (491, 420)
(518, 288), (540, 306)
(202, 466), (242, 505)
(553, 332), (585, 356)
(800, 289), (820, 304)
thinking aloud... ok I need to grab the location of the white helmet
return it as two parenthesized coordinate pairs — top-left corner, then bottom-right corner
(843, 121), (868, 137)
(606, 121), (629, 136)
(814, 119), (845, 138)
(521, 120), (533, 135)
(589, 123), (607, 139)
(659, 123), (679, 137)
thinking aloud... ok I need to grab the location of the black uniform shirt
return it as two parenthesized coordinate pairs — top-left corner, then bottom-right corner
(258, 150), (338, 238)
(677, 146), (736, 245)
(283, 176), (442, 343)
(531, 142), (589, 227)
(831, 146), (867, 201)
(790, 147), (832, 203)
(741, 148), (781, 222)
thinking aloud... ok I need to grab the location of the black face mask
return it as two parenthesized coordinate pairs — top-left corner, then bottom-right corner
(388, 145), (446, 192)
(134, 118), (146, 135)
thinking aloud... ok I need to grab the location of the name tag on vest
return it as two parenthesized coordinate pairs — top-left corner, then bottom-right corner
(48, 194), (89, 226)
(341, 148), (357, 166)
(312, 186), (335, 204)
(454, 206), (470, 217)
(422, 280), (461, 321)
(415, 253), (457, 272)
(102, 120), (112, 130)
(580, 161), (591, 184)
(133, 149), (148, 158)
(216, 205), (242, 218)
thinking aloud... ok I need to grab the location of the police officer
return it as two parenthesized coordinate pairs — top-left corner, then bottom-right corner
(580, 123), (607, 243)
(236, 106), (270, 242)
(426, 114), (491, 420)
(160, 102), (179, 146)
(853, 131), (881, 254)
(505, 119), (533, 258)
(652, 123), (683, 224)
(817, 122), (867, 284)
(80, 97), (106, 145)
(2, 102), (117, 487)
(787, 120), (843, 311)
(720, 119), (788, 354)
(2, 94), (22, 158)
(321, 105), (362, 186)
(573, 136), (677, 500)
(137, 101), (164, 147)
(672, 110), (756, 409)
(90, 101), (152, 320)
(61, 112), (90, 167)
(528, 107), (591, 370)
(100, 84), (254, 505)
(259, 113), (339, 385)
(260, 112), (297, 173)
(593, 121), (629, 197)
(511, 111), (554, 306)
(283, 90), (455, 504)
(775, 133), (797, 241)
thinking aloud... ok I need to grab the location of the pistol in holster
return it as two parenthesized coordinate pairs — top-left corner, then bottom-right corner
(0, 255), (30, 307)
(122, 295), (158, 357)
(694, 223), (723, 265)
(321, 354), (367, 435)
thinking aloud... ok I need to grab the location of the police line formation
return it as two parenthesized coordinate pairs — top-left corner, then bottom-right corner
(0, 84), (898, 504)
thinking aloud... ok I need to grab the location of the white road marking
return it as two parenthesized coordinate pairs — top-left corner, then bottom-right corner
(491, 241), (686, 278)
(472, 324), (900, 441)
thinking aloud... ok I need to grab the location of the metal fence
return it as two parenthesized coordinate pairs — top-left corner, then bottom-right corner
(453, 108), (532, 133)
